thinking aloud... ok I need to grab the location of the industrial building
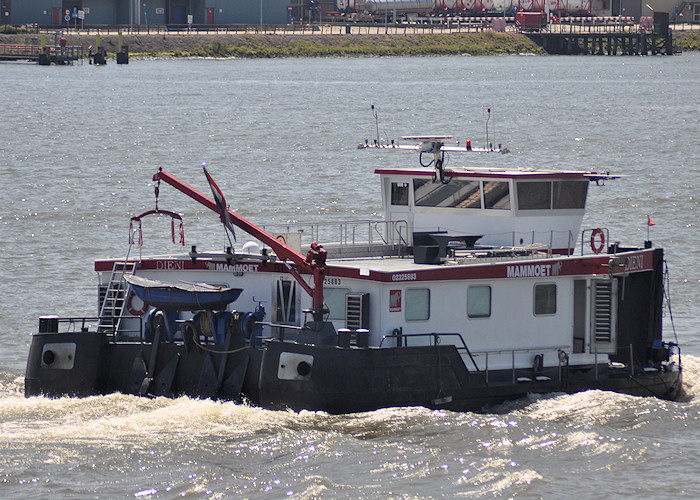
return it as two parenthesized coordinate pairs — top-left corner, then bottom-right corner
(1, 0), (698, 26)
(1, 0), (293, 26)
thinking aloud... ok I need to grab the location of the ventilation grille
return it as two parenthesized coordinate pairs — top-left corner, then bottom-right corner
(345, 293), (369, 330)
(592, 280), (614, 343)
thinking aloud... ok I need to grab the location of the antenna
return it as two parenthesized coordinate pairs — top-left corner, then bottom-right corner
(485, 108), (491, 150)
(371, 104), (380, 145)
(401, 136), (453, 185)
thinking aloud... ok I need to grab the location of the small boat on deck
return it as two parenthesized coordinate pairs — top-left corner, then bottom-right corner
(25, 128), (682, 413)
(125, 275), (243, 311)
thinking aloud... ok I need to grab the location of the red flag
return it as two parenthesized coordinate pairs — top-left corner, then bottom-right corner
(202, 163), (236, 241)
(647, 216), (656, 227)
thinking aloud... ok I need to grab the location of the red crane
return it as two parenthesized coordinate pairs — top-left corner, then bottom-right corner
(152, 168), (327, 322)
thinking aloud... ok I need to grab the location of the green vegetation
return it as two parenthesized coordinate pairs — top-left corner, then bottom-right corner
(138, 33), (544, 58)
(4, 29), (698, 59)
(0, 25), (38, 34)
(675, 32), (700, 52)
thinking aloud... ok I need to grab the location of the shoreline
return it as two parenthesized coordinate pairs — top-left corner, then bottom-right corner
(1, 31), (698, 58)
(0, 32), (549, 58)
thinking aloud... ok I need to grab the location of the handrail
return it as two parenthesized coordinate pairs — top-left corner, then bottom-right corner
(379, 331), (481, 373)
(380, 333), (680, 388)
(380, 331), (575, 385)
(259, 221), (585, 259)
(97, 260), (130, 322)
(482, 346), (571, 385)
(373, 222), (388, 245)
(261, 219), (409, 251)
(15, 21), (700, 39)
(396, 220), (409, 253)
(42, 315), (142, 338)
(97, 233), (139, 333)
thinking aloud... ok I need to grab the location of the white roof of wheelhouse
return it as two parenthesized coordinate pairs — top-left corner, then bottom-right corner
(375, 165), (612, 180)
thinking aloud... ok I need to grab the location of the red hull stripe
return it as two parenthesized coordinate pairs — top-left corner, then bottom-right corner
(96, 250), (653, 281)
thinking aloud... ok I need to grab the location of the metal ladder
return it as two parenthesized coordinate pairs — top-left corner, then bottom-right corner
(97, 261), (136, 333)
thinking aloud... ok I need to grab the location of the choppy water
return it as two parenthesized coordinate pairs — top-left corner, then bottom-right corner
(1, 53), (699, 498)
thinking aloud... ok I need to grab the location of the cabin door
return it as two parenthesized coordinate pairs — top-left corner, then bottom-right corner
(573, 280), (587, 353)
(273, 278), (299, 339)
(384, 179), (412, 246)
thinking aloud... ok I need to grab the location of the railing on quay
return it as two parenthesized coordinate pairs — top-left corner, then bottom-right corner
(0, 43), (83, 61)
(11, 20), (698, 37)
(28, 22), (499, 35)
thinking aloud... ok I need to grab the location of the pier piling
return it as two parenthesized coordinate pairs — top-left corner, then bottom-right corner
(526, 31), (674, 56)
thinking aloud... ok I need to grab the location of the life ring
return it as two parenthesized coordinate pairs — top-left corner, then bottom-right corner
(126, 289), (148, 316)
(590, 228), (605, 254)
(276, 234), (286, 245)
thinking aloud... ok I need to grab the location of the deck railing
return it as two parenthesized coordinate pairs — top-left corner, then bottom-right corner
(379, 330), (574, 384)
(377, 330), (673, 387)
(259, 218), (584, 257)
(261, 219), (408, 254)
(380, 331), (679, 388)
(38, 315), (143, 339)
(477, 345), (572, 385)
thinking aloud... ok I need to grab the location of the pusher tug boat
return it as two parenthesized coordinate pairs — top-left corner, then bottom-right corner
(25, 133), (682, 413)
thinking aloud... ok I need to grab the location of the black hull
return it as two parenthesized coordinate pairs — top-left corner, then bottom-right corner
(25, 332), (683, 414)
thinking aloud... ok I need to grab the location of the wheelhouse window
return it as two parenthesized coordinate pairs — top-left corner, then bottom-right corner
(534, 283), (557, 315)
(553, 181), (588, 209)
(467, 286), (491, 318)
(324, 288), (350, 321)
(405, 288), (430, 321)
(413, 179), (481, 208)
(483, 181), (510, 210)
(518, 180), (588, 210)
(391, 182), (409, 206)
(517, 181), (551, 210)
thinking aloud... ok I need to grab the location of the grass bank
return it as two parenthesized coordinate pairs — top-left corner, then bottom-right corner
(0, 32), (544, 57)
(675, 31), (700, 51)
(2, 30), (697, 57)
(178, 33), (544, 58)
